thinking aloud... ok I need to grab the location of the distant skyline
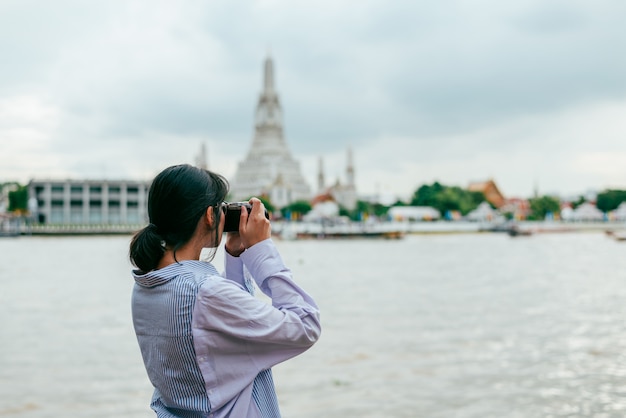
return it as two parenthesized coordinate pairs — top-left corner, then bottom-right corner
(1, 1), (626, 200)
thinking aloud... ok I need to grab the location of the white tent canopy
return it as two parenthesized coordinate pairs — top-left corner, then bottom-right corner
(466, 201), (500, 222)
(563, 202), (604, 221)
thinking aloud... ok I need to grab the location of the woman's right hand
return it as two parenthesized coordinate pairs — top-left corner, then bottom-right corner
(225, 232), (245, 257)
(239, 198), (271, 249)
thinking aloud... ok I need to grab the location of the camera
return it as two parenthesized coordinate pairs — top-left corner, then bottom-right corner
(222, 202), (270, 232)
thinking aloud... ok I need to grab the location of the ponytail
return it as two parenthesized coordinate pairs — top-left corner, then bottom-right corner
(129, 223), (166, 273)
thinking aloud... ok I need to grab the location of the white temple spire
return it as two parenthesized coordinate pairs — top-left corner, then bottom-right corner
(230, 55), (311, 208)
(264, 55), (275, 93)
(254, 54), (282, 129)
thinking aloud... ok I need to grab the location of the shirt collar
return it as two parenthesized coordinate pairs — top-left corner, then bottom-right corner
(133, 260), (219, 288)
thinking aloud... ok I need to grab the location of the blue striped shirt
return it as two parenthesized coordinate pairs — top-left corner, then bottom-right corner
(132, 239), (321, 417)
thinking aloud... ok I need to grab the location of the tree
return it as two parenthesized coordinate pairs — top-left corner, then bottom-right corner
(338, 200), (391, 221)
(391, 200), (408, 207)
(571, 196), (586, 209)
(528, 195), (560, 220)
(411, 182), (444, 208)
(596, 190), (626, 213)
(280, 200), (312, 219)
(410, 182), (485, 216)
(8, 185), (28, 213)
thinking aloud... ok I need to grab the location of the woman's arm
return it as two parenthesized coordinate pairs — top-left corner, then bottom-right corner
(195, 239), (321, 367)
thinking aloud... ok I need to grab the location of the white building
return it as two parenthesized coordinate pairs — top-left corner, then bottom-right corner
(28, 179), (149, 225)
(230, 55), (311, 208)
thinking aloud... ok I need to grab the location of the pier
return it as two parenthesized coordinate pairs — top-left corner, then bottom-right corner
(17, 223), (143, 236)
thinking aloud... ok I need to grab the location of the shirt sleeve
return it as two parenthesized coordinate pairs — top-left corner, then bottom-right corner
(223, 251), (246, 288)
(194, 239), (321, 373)
(241, 239), (319, 315)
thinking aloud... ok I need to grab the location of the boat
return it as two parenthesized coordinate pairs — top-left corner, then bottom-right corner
(481, 221), (532, 236)
(507, 224), (533, 237)
(612, 231), (626, 241)
(295, 230), (405, 240)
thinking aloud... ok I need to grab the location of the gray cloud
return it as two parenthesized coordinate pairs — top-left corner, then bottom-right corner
(1, 0), (626, 197)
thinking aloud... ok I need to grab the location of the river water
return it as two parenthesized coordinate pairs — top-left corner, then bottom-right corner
(1, 232), (626, 417)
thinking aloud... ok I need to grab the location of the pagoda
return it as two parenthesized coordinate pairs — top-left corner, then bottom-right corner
(230, 56), (311, 208)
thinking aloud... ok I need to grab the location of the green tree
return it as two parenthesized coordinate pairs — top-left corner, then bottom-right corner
(391, 200), (408, 207)
(460, 189), (486, 214)
(410, 182), (484, 216)
(596, 190), (626, 213)
(571, 196), (586, 209)
(366, 200), (390, 219)
(411, 182), (444, 207)
(8, 185), (28, 213)
(338, 206), (351, 219)
(280, 200), (312, 219)
(528, 195), (560, 220)
(341, 200), (390, 221)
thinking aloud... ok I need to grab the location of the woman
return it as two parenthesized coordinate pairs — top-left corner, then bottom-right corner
(129, 164), (321, 417)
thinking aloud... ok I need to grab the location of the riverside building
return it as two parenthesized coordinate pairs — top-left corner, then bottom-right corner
(28, 179), (149, 225)
(230, 55), (311, 208)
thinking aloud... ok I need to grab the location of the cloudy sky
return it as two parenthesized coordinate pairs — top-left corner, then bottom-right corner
(1, 0), (625, 200)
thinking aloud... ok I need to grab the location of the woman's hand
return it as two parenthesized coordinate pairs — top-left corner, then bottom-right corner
(239, 198), (271, 249)
(225, 232), (245, 257)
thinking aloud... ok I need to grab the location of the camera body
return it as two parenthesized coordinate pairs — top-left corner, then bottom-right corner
(223, 202), (270, 232)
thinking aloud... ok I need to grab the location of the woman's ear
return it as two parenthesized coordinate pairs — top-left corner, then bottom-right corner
(205, 206), (214, 229)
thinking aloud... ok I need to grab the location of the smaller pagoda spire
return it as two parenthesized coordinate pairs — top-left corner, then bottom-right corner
(195, 142), (208, 170)
(318, 156), (325, 192)
(346, 146), (355, 186)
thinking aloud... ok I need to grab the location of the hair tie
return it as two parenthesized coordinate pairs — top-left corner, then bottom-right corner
(147, 223), (161, 235)
(147, 223), (167, 249)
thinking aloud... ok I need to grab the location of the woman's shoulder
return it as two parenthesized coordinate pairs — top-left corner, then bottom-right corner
(197, 272), (247, 298)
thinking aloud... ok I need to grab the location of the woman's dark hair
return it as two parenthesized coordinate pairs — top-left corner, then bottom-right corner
(129, 164), (229, 272)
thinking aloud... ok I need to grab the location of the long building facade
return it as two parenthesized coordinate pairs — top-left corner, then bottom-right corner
(28, 179), (149, 225)
(230, 55), (311, 208)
